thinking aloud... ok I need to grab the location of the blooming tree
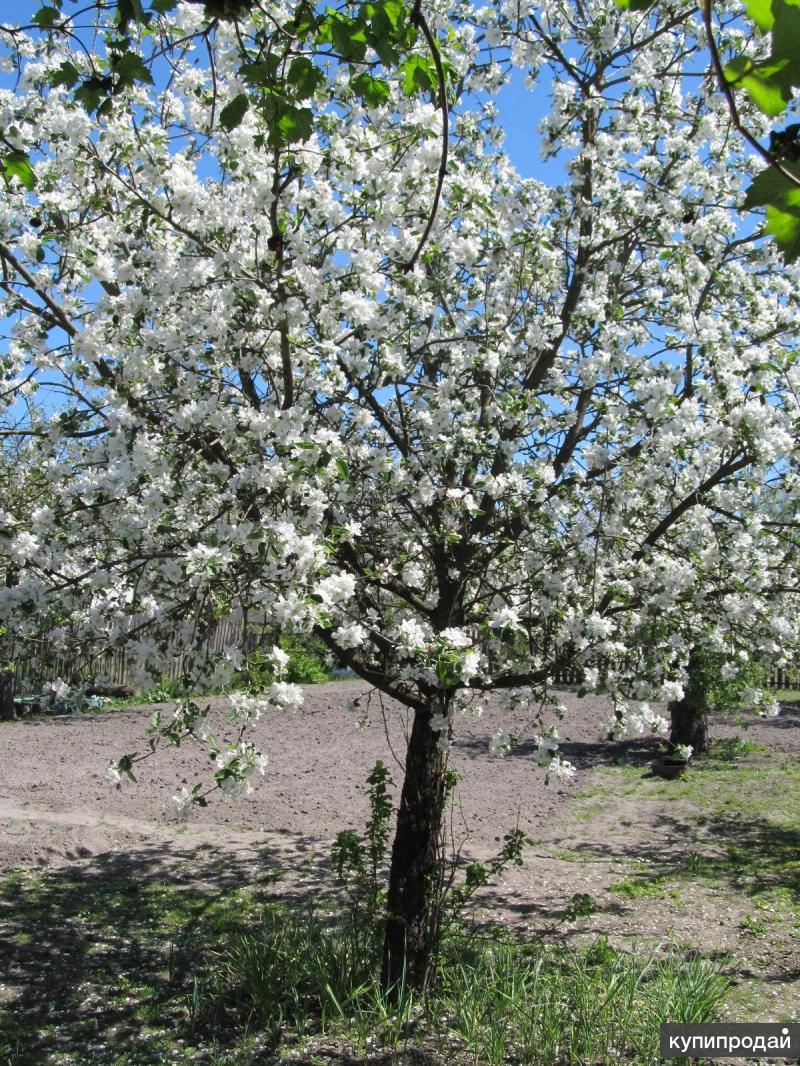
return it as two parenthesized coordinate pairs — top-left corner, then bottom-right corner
(2, 0), (800, 986)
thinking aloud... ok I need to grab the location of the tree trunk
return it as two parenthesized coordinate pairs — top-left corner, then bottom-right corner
(382, 701), (448, 993)
(0, 668), (15, 722)
(669, 696), (708, 753)
(1, 570), (16, 721)
(668, 648), (709, 754)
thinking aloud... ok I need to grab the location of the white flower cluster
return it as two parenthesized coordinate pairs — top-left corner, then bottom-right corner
(534, 726), (560, 766)
(269, 681), (304, 712)
(214, 742), (268, 799)
(228, 692), (268, 723)
(489, 729), (515, 757)
(546, 757), (577, 783)
(604, 703), (669, 741)
(43, 678), (70, 702)
(171, 786), (193, 820)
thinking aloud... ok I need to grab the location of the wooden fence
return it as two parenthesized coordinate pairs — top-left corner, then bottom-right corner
(9, 611), (271, 693)
(8, 621), (799, 694)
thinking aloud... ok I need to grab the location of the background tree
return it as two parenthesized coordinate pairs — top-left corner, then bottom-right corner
(664, 485), (800, 753)
(0, 428), (56, 719)
(2, 0), (800, 987)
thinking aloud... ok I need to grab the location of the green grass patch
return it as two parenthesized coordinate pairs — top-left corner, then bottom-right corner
(209, 907), (727, 1065)
(0, 861), (730, 1065)
(708, 736), (762, 762)
(771, 688), (800, 703)
(577, 747), (800, 905)
(608, 875), (683, 902)
(563, 743), (800, 1024)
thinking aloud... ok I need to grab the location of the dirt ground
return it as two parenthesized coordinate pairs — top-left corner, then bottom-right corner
(2, 681), (799, 1030)
(1, 681), (608, 869)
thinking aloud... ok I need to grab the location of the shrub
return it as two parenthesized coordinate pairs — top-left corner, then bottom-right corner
(233, 635), (334, 692)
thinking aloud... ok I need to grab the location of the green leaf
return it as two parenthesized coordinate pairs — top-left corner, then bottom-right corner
(46, 61), (81, 90)
(219, 92), (250, 131)
(770, 0), (800, 63)
(290, 2), (317, 37)
(614, 0), (655, 10)
(743, 160), (800, 207)
(724, 55), (793, 116)
(377, 0), (403, 29)
(400, 54), (435, 95)
(351, 72), (390, 107)
(117, 753), (138, 783)
(276, 105), (313, 145)
(239, 56), (281, 86)
(287, 56), (324, 99)
(203, 0), (257, 18)
(744, 163), (800, 261)
(150, 0), (177, 12)
(330, 15), (368, 60)
(745, 0), (776, 30)
(335, 458), (350, 480)
(364, 0), (407, 62)
(763, 199), (800, 259)
(116, 0), (147, 30)
(32, 6), (62, 27)
(112, 51), (154, 87)
(2, 151), (37, 191)
(75, 74), (114, 113)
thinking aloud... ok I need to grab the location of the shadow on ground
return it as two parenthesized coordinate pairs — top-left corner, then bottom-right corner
(565, 805), (800, 904)
(453, 733), (659, 770)
(0, 838), (340, 1065)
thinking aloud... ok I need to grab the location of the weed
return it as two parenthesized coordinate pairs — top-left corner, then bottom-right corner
(709, 736), (761, 762)
(331, 758), (394, 967)
(609, 876), (668, 899)
(563, 892), (597, 921)
(739, 915), (768, 937)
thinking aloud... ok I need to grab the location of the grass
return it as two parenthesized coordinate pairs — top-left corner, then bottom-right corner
(771, 688), (800, 703)
(708, 736), (762, 762)
(560, 735), (800, 1025)
(607, 875), (682, 902)
(571, 742), (800, 903)
(0, 860), (730, 1066)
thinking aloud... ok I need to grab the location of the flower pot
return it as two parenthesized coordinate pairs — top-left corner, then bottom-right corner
(650, 758), (688, 780)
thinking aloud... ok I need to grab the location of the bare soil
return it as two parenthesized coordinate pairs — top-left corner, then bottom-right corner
(0, 682), (617, 870)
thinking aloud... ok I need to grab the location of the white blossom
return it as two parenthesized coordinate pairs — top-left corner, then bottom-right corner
(171, 786), (192, 819)
(269, 682), (304, 712)
(489, 730), (514, 757)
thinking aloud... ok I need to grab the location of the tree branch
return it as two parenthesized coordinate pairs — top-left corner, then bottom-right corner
(402, 1), (449, 274)
(703, 0), (800, 191)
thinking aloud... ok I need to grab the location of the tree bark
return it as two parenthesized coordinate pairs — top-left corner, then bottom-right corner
(382, 700), (448, 993)
(1, 568), (16, 720)
(0, 668), (15, 721)
(668, 648), (709, 754)
(669, 696), (708, 753)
